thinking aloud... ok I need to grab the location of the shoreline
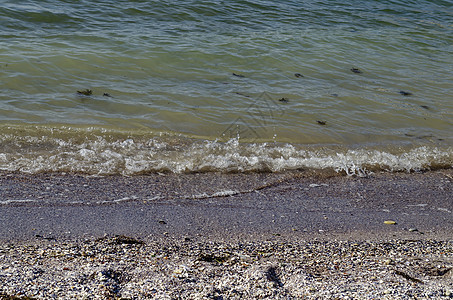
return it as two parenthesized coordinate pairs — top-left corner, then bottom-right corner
(0, 169), (452, 298)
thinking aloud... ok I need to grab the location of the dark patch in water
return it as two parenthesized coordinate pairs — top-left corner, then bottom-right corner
(317, 120), (327, 125)
(350, 68), (362, 74)
(77, 89), (92, 96)
(294, 73), (304, 78)
(278, 97), (289, 103)
(232, 73), (245, 78)
(399, 90), (412, 96)
(235, 92), (250, 97)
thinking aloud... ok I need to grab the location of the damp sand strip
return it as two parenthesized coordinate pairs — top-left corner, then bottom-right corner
(0, 169), (452, 241)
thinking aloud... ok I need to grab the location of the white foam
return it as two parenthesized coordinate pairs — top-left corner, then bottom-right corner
(0, 199), (37, 205)
(0, 131), (452, 175)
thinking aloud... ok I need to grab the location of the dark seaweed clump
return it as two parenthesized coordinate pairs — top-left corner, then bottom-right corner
(77, 89), (92, 96)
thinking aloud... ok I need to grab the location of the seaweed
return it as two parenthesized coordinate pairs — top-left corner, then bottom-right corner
(77, 89), (92, 96)
(399, 90), (412, 96)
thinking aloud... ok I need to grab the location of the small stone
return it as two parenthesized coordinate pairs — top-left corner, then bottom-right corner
(384, 220), (397, 225)
(408, 228), (418, 232)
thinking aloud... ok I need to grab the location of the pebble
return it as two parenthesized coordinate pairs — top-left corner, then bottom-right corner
(0, 237), (451, 299)
(384, 220), (397, 225)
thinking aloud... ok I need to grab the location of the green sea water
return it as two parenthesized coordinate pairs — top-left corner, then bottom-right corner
(1, 0), (452, 174)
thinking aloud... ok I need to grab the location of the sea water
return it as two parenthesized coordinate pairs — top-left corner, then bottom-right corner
(1, 0), (452, 175)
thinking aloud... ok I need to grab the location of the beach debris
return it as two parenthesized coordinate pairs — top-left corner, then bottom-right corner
(399, 90), (412, 96)
(198, 253), (230, 264)
(35, 234), (56, 241)
(232, 73), (245, 78)
(77, 89), (92, 96)
(384, 220), (397, 225)
(421, 266), (452, 277)
(309, 183), (328, 188)
(112, 235), (144, 245)
(395, 270), (424, 284)
(294, 73), (304, 78)
(408, 228), (418, 232)
(350, 68), (362, 74)
(278, 97), (289, 103)
(264, 266), (284, 288)
(317, 120), (327, 125)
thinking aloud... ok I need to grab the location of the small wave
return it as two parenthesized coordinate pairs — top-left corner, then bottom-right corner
(0, 126), (451, 176)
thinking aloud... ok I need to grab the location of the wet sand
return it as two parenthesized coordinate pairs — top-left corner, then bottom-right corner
(1, 169), (452, 298)
(0, 169), (452, 242)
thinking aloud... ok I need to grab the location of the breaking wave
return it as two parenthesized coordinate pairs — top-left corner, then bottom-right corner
(0, 125), (451, 176)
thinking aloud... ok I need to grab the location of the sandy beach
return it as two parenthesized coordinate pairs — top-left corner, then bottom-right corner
(0, 169), (452, 298)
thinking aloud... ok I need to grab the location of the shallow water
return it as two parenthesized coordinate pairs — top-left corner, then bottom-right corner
(1, 0), (452, 174)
